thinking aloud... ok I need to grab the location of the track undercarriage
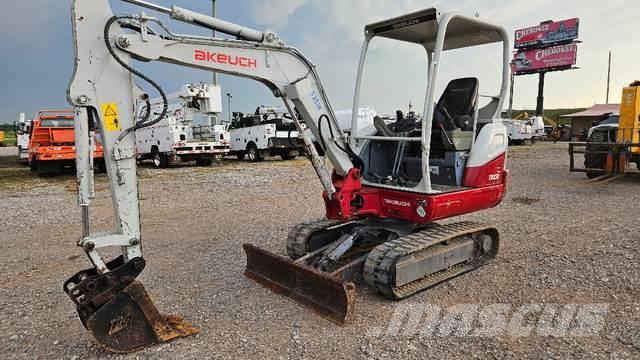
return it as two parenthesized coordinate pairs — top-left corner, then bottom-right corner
(244, 219), (499, 323)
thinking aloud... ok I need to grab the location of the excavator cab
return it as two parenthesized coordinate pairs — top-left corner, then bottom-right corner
(351, 8), (509, 192)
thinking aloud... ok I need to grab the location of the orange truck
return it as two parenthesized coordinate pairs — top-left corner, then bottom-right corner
(28, 110), (104, 176)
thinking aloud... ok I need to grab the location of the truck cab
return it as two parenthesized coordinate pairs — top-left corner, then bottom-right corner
(14, 113), (32, 163)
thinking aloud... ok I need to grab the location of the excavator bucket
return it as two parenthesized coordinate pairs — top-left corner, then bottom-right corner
(64, 257), (198, 353)
(243, 244), (356, 324)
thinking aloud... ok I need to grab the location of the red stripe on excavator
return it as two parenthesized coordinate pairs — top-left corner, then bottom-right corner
(325, 177), (506, 225)
(463, 152), (507, 187)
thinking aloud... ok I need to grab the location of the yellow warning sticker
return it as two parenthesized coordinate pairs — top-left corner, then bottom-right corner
(101, 103), (121, 131)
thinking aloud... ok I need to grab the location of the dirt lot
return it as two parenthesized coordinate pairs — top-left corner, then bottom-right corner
(0, 142), (638, 359)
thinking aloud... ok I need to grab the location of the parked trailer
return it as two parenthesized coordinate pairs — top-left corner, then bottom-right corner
(136, 83), (230, 168)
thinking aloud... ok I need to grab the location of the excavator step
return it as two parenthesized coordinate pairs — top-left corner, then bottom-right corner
(363, 221), (499, 299)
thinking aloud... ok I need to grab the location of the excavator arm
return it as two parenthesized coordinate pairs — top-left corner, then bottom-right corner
(65, 0), (362, 353)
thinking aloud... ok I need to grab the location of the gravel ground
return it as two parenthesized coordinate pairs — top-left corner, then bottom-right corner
(0, 142), (639, 359)
(0, 146), (17, 157)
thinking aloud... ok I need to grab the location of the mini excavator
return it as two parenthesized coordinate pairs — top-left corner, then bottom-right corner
(65, 0), (511, 353)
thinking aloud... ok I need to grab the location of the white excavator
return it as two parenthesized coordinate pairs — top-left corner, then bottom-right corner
(64, 0), (511, 353)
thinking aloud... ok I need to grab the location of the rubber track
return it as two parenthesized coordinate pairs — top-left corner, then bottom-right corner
(286, 219), (342, 259)
(363, 221), (499, 299)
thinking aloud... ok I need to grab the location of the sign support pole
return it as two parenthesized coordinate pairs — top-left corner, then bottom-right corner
(606, 51), (612, 104)
(536, 72), (546, 117)
(508, 61), (515, 119)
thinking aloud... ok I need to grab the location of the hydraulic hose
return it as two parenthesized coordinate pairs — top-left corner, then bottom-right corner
(318, 114), (364, 171)
(103, 15), (168, 141)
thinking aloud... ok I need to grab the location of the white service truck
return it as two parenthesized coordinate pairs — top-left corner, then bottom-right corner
(229, 106), (377, 161)
(530, 116), (546, 139)
(503, 116), (545, 145)
(136, 84), (230, 168)
(14, 113), (32, 164)
(228, 106), (306, 161)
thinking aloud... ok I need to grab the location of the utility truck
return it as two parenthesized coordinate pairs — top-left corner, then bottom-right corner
(14, 113), (32, 164)
(229, 106), (305, 161)
(136, 83), (230, 167)
(229, 106), (377, 161)
(503, 115), (545, 145)
(28, 110), (104, 176)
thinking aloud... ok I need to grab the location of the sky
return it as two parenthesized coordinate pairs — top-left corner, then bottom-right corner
(0, 0), (638, 123)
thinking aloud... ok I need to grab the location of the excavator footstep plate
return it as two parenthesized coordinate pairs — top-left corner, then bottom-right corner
(87, 280), (198, 353)
(243, 243), (355, 324)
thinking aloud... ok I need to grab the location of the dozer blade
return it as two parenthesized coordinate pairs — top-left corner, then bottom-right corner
(243, 244), (355, 324)
(64, 257), (198, 353)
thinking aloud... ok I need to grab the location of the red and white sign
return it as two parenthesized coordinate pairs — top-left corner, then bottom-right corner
(513, 42), (577, 74)
(515, 18), (579, 49)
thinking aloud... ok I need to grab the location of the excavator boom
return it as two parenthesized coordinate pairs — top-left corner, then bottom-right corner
(66, 0), (363, 352)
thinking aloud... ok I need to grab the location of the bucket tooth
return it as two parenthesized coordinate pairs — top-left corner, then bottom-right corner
(243, 243), (355, 324)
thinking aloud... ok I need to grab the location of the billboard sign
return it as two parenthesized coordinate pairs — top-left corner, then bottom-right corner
(513, 42), (577, 75)
(514, 18), (579, 49)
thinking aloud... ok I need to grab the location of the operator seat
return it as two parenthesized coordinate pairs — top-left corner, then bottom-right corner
(432, 77), (478, 151)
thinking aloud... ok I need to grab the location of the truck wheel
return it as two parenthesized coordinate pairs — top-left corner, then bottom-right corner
(246, 143), (263, 162)
(95, 160), (107, 174)
(196, 158), (213, 166)
(29, 160), (37, 172)
(584, 131), (607, 179)
(152, 150), (169, 168)
(280, 152), (295, 160)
